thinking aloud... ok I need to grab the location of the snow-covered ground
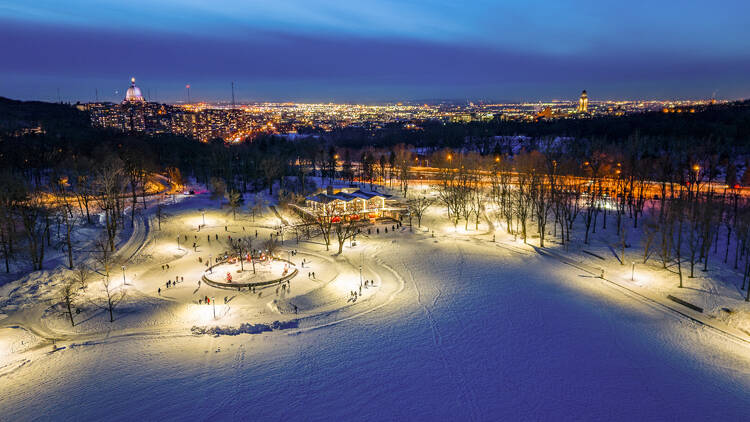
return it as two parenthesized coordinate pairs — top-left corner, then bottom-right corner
(1, 186), (750, 420)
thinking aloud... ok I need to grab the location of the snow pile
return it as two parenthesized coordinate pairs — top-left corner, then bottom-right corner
(190, 319), (299, 336)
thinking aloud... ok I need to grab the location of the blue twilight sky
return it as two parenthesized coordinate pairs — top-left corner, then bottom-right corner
(1, 0), (749, 103)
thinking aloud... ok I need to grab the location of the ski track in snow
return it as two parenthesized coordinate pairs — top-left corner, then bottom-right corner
(401, 240), (482, 422)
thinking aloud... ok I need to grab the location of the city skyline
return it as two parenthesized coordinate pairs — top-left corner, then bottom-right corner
(2, 1), (750, 103)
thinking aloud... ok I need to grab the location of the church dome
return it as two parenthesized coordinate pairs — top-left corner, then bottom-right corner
(124, 77), (144, 102)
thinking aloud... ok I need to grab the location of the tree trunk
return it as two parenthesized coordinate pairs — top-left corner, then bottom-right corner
(65, 298), (75, 326)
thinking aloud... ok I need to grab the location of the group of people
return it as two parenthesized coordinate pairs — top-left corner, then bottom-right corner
(158, 275), (184, 295)
(275, 281), (292, 296)
(348, 279), (376, 301)
(158, 222), (399, 307)
(367, 223), (401, 236)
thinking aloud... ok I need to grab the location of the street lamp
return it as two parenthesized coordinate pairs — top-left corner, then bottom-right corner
(177, 236), (181, 250)
(631, 261), (635, 281)
(212, 296), (216, 319)
(121, 265), (126, 286)
(209, 255), (213, 273)
(359, 265), (363, 288)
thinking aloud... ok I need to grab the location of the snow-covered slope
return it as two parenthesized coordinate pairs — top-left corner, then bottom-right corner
(1, 193), (750, 420)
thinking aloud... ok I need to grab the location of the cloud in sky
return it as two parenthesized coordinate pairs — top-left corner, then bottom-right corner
(2, 0), (749, 102)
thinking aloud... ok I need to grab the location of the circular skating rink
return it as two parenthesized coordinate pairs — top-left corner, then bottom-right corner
(202, 258), (294, 287)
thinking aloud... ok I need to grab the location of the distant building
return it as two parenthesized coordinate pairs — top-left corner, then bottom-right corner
(578, 90), (588, 113)
(124, 77), (145, 103)
(536, 106), (553, 119)
(298, 186), (404, 221)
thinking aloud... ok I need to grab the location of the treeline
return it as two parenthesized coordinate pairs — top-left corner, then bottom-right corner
(405, 144), (750, 300)
(0, 97), (90, 134)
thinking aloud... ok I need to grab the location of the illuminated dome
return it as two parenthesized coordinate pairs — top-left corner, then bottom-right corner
(124, 77), (144, 103)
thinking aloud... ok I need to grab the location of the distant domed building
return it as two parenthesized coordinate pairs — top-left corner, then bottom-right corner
(124, 77), (145, 103)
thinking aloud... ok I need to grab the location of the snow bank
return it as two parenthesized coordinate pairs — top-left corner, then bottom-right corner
(190, 320), (299, 336)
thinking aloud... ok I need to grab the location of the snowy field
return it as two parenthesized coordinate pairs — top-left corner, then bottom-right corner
(1, 190), (750, 420)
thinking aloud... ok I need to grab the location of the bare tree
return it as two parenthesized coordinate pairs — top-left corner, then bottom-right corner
(230, 237), (252, 272)
(94, 221), (123, 323)
(227, 189), (242, 220)
(250, 193), (268, 222)
(209, 177), (227, 207)
(334, 218), (363, 254)
(641, 214), (659, 264)
(55, 176), (78, 269)
(58, 278), (80, 327)
(155, 197), (167, 230)
(394, 145), (413, 196)
(406, 195), (434, 228)
(263, 237), (280, 258)
(433, 150), (466, 228)
(0, 171), (25, 272)
(529, 159), (552, 247)
(18, 193), (48, 271)
(94, 156), (126, 252)
(671, 197), (686, 288)
(71, 157), (95, 224)
(94, 236), (113, 283)
(122, 144), (149, 228)
(99, 273), (126, 323)
(261, 157), (283, 195)
(302, 202), (336, 251)
(467, 163), (486, 231)
(489, 158), (514, 234)
(74, 263), (91, 290)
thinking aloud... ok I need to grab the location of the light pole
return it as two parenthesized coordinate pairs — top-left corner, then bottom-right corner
(177, 236), (181, 250)
(121, 265), (126, 286)
(212, 296), (216, 319)
(209, 255), (213, 273)
(359, 265), (363, 288)
(631, 261), (635, 281)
